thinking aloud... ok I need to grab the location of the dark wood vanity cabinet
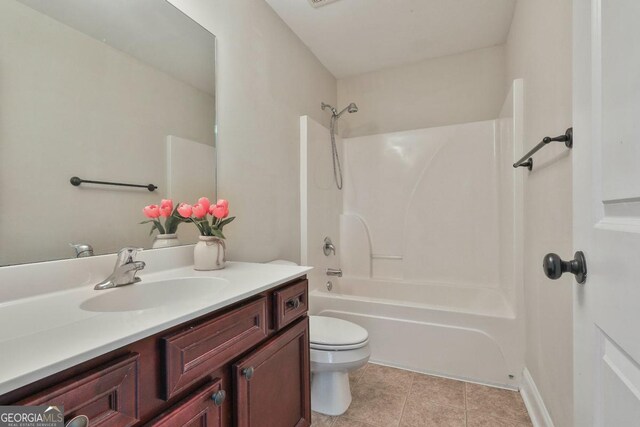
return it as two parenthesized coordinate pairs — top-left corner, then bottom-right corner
(234, 318), (310, 427)
(147, 380), (225, 427)
(0, 277), (310, 427)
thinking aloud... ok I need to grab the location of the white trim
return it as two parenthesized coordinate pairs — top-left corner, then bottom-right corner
(520, 368), (555, 427)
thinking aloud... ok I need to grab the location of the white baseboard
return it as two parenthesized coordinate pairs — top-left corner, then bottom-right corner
(520, 368), (555, 427)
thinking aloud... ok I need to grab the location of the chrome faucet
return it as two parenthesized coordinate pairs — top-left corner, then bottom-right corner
(70, 243), (94, 258)
(326, 268), (342, 277)
(94, 247), (145, 290)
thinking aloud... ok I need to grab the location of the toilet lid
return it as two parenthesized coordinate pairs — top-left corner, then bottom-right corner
(310, 316), (369, 348)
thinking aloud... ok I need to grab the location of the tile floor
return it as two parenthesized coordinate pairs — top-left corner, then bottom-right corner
(311, 363), (532, 427)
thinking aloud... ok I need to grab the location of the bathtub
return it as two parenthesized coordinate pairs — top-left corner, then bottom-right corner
(309, 277), (523, 389)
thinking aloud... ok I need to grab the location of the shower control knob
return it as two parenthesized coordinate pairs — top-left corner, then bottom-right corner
(543, 251), (587, 284)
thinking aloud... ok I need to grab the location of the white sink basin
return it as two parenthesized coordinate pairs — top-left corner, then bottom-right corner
(80, 277), (229, 312)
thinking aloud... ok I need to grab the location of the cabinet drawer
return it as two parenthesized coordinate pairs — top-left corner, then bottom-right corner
(273, 279), (308, 330)
(18, 353), (139, 427)
(146, 379), (225, 427)
(163, 297), (268, 399)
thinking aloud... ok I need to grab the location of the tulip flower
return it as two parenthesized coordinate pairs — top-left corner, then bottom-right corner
(168, 196), (234, 239)
(192, 203), (208, 219)
(177, 203), (193, 218)
(160, 199), (173, 211)
(197, 197), (211, 213)
(143, 204), (161, 219)
(159, 205), (172, 218)
(210, 203), (229, 219)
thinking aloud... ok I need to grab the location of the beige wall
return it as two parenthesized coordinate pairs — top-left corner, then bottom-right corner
(506, 0), (573, 426)
(0, 0), (214, 265)
(337, 46), (507, 138)
(168, 0), (337, 264)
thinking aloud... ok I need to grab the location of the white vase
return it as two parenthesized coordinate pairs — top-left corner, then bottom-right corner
(193, 236), (226, 270)
(152, 233), (181, 249)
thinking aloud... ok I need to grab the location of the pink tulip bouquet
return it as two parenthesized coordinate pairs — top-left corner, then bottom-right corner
(177, 197), (235, 239)
(140, 199), (185, 235)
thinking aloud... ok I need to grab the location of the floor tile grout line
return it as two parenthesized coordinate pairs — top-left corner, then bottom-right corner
(396, 372), (416, 427)
(464, 381), (468, 427)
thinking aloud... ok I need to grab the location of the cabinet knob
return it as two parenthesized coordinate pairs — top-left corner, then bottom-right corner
(242, 366), (255, 380)
(211, 390), (226, 406)
(286, 298), (301, 310)
(65, 415), (89, 427)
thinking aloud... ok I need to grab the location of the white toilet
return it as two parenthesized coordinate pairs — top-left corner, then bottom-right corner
(266, 260), (371, 415)
(309, 316), (371, 415)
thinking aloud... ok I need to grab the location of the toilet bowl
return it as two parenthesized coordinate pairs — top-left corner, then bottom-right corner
(309, 316), (370, 416)
(264, 261), (371, 415)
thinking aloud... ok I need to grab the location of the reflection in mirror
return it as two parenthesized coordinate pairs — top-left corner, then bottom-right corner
(0, 0), (216, 266)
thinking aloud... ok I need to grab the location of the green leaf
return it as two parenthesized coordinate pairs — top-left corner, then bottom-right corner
(218, 216), (236, 229)
(165, 215), (177, 233)
(140, 220), (154, 224)
(201, 220), (212, 236)
(211, 227), (225, 239)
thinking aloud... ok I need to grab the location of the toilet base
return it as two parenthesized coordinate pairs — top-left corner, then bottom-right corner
(311, 370), (352, 416)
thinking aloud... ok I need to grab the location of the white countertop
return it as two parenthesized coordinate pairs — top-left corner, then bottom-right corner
(0, 259), (311, 395)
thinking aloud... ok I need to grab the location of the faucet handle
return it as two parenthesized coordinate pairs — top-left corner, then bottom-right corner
(116, 247), (143, 264)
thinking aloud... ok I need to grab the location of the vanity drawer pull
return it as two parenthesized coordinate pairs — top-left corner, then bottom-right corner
(273, 279), (308, 330)
(286, 298), (301, 310)
(162, 297), (268, 399)
(211, 390), (226, 406)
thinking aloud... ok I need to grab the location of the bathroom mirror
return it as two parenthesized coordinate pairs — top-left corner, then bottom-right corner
(0, 0), (216, 266)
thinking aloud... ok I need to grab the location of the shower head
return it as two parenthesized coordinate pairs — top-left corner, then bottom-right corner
(322, 102), (358, 118)
(336, 102), (358, 118)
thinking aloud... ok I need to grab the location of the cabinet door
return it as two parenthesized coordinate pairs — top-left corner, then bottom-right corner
(234, 317), (310, 427)
(146, 379), (225, 427)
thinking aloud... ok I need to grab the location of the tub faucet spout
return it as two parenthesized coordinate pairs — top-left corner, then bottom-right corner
(326, 268), (342, 277)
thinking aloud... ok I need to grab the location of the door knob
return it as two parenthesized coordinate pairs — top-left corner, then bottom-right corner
(543, 251), (587, 284)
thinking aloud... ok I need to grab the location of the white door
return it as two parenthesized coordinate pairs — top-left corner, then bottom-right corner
(574, 0), (640, 426)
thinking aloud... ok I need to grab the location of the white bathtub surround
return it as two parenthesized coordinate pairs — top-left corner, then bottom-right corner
(0, 245), (311, 394)
(305, 80), (525, 389)
(341, 120), (506, 290)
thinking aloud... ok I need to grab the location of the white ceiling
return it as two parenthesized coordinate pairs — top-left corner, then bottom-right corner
(265, 0), (516, 78)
